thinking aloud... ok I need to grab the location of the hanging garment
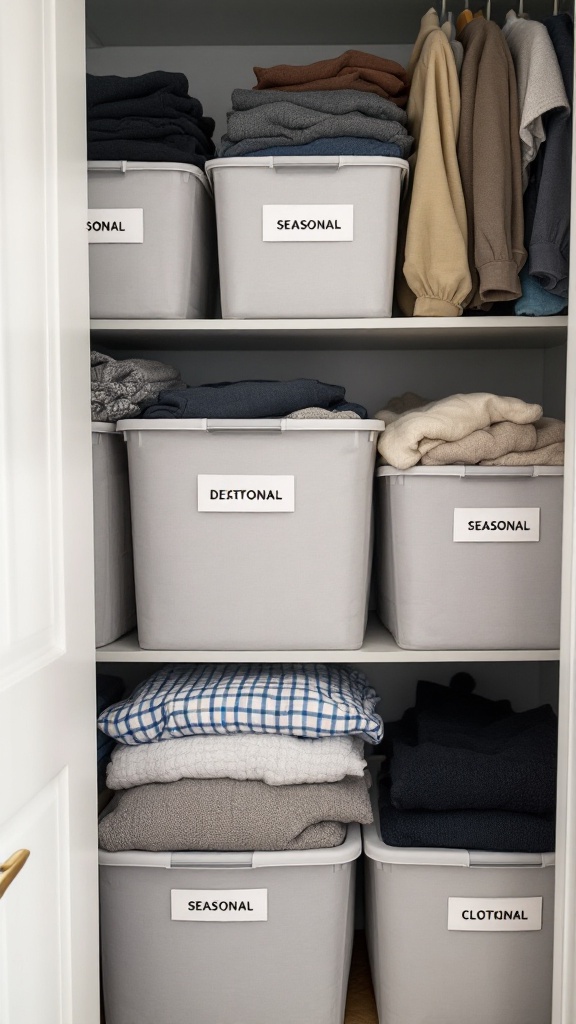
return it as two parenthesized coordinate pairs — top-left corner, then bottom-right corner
(526, 13), (573, 300)
(515, 266), (568, 316)
(375, 392), (543, 469)
(397, 8), (471, 317)
(502, 11), (569, 191)
(457, 18), (526, 309)
(219, 103), (412, 158)
(252, 50), (409, 106)
(86, 72), (215, 167)
(442, 17), (464, 75)
(106, 733), (367, 789)
(98, 773), (374, 853)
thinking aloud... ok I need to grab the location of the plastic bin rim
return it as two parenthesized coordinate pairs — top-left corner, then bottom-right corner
(88, 159), (208, 181)
(377, 464), (564, 478)
(206, 155), (409, 173)
(97, 822), (362, 869)
(116, 417), (384, 433)
(91, 422), (118, 434)
(363, 760), (555, 868)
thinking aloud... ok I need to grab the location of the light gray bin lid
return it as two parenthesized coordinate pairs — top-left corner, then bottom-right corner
(117, 418), (384, 433)
(98, 822), (362, 869)
(206, 155), (409, 175)
(363, 759), (555, 869)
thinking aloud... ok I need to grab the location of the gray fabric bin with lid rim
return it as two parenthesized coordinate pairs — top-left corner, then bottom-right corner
(376, 465), (563, 650)
(87, 160), (216, 319)
(92, 423), (136, 647)
(118, 417), (382, 650)
(98, 824), (360, 1024)
(363, 761), (554, 1024)
(205, 155), (408, 319)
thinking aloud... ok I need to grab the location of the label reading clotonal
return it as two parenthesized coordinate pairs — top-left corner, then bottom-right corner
(198, 475), (295, 512)
(171, 889), (268, 922)
(453, 507), (540, 542)
(87, 209), (143, 243)
(448, 897), (543, 932)
(263, 205), (353, 241)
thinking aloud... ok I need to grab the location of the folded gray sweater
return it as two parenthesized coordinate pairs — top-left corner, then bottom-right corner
(220, 104), (413, 158)
(91, 351), (185, 422)
(230, 88), (408, 123)
(98, 773), (373, 852)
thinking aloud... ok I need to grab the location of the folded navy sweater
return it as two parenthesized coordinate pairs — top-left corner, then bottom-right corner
(142, 379), (367, 419)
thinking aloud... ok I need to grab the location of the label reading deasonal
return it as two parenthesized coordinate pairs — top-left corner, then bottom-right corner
(198, 475), (295, 512)
(263, 205), (353, 241)
(448, 897), (543, 932)
(87, 208), (143, 243)
(453, 507), (540, 542)
(171, 889), (268, 922)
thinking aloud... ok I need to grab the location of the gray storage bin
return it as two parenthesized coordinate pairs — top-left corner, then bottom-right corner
(205, 156), (408, 319)
(118, 418), (382, 650)
(88, 161), (216, 319)
(364, 768), (555, 1024)
(92, 424), (136, 647)
(99, 826), (360, 1024)
(376, 465), (563, 650)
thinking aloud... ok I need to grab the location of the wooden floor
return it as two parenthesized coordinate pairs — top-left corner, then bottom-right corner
(344, 933), (378, 1024)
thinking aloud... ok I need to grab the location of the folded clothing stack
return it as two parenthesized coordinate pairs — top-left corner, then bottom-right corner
(376, 392), (564, 468)
(87, 71), (215, 167)
(141, 377), (367, 419)
(379, 676), (557, 853)
(91, 351), (186, 422)
(98, 663), (382, 852)
(219, 85), (413, 159)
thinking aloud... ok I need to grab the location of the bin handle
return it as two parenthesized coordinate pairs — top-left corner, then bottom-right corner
(271, 156), (341, 170)
(205, 419), (286, 433)
(170, 852), (255, 868)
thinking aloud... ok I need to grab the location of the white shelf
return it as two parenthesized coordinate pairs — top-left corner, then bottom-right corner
(90, 316), (568, 351)
(95, 615), (560, 663)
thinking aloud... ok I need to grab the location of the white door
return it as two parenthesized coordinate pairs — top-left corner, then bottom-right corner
(0, 0), (99, 1021)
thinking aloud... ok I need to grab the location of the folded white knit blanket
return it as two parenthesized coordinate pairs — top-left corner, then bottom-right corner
(376, 393), (543, 469)
(107, 733), (367, 789)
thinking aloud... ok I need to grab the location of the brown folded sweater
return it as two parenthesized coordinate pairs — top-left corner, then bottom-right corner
(98, 773), (373, 853)
(253, 50), (409, 106)
(421, 417), (565, 466)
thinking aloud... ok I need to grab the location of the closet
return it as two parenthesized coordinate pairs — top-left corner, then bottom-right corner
(1, 0), (576, 1021)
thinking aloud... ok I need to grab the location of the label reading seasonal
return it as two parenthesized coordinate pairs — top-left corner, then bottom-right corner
(171, 889), (268, 922)
(263, 205), (353, 241)
(198, 475), (295, 512)
(87, 209), (143, 243)
(453, 507), (540, 543)
(448, 897), (543, 932)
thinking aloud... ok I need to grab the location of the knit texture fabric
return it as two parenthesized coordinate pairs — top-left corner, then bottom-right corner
(375, 392), (543, 469)
(230, 87), (408, 122)
(516, 266), (568, 316)
(106, 733), (367, 789)
(253, 50), (409, 106)
(90, 351), (185, 422)
(502, 11), (569, 190)
(219, 103), (413, 158)
(141, 379), (367, 419)
(98, 773), (373, 852)
(238, 139), (403, 158)
(457, 18), (526, 309)
(420, 415), (565, 466)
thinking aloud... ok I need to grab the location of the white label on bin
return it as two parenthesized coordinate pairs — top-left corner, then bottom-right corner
(198, 475), (295, 512)
(171, 889), (268, 922)
(448, 897), (543, 931)
(87, 208), (143, 242)
(262, 204), (353, 241)
(453, 507), (540, 542)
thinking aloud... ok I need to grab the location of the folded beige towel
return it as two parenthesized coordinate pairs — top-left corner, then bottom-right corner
(98, 773), (373, 853)
(376, 393), (543, 469)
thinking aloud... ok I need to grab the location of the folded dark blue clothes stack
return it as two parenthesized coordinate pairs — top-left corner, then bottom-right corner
(141, 378), (368, 419)
(379, 677), (557, 853)
(87, 71), (215, 167)
(218, 88), (413, 159)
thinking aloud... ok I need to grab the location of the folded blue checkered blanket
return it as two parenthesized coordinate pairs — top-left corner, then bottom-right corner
(98, 663), (383, 745)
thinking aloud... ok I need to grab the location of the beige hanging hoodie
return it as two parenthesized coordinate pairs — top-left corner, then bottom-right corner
(397, 8), (471, 317)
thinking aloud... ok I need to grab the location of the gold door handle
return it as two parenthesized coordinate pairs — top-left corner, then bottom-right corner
(0, 850), (30, 899)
